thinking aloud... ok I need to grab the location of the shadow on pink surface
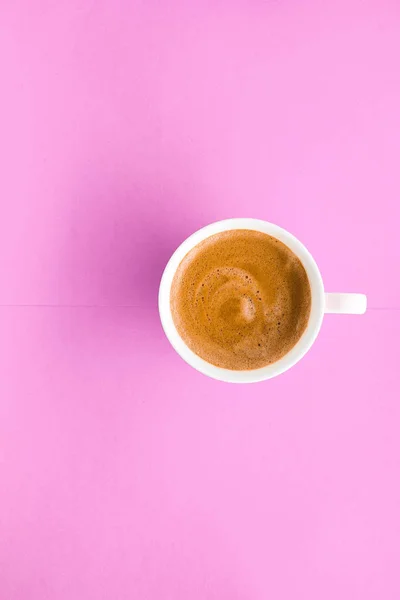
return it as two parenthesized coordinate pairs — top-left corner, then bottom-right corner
(60, 167), (210, 311)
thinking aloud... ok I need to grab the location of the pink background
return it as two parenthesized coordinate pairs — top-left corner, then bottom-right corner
(1, 1), (399, 598)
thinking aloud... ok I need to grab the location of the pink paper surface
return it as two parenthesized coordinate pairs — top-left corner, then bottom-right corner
(0, 1), (399, 599)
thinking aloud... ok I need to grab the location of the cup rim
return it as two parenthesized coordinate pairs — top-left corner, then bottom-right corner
(159, 218), (325, 383)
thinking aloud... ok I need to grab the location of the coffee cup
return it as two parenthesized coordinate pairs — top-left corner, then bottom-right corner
(159, 218), (367, 383)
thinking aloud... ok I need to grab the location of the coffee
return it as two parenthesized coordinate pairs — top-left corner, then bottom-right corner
(170, 229), (311, 370)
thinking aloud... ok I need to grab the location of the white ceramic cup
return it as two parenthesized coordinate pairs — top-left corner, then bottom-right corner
(159, 219), (367, 383)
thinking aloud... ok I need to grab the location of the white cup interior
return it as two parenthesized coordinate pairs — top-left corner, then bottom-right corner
(159, 218), (325, 383)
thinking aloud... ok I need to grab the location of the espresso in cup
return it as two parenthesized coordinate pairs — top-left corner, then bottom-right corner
(170, 230), (311, 370)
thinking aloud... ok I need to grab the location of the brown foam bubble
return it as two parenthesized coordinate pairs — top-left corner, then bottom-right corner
(170, 229), (311, 370)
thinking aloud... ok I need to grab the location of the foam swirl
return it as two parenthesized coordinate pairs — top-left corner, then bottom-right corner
(170, 230), (311, 370)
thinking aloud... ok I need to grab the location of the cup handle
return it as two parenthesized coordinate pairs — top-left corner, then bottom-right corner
(324, 293), (367, 314)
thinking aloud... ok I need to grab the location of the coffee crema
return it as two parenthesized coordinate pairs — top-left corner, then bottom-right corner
(170, 229), (311, 370)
